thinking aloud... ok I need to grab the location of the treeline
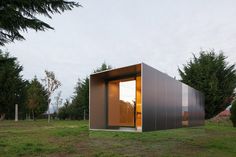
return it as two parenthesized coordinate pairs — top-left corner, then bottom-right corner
(58, 64), (112, 120)
(60, 50), (236, 120)
(0, 0), (80, 121)
(1, 49), (236, 121)
(0, 51), (57, 120)
(0, 50), (111, 120)
(0, 51), (27, 120)
(178, 50), (236, 119)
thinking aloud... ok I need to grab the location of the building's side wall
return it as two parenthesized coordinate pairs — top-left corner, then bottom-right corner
(142, 64), (182, 131)
(200, 92), (205, 125)
(142, 64), (156, 131)
(89, 76), (107, 129)
(188, 86), (205, 127)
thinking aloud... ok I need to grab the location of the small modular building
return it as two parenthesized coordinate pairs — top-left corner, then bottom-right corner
(89, 63), (204, 132)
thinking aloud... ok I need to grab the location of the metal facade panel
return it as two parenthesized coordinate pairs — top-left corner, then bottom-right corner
(175, 81), (183, 128)
(89, 76), (106, 129)
(197, 91), (200, 125)
(188, 87), (194, 126)
(200, 93), (205, 125)
(142, 63), (182, 131)
(142, 64), (156, 131)
(197, 91), (205, 126)
(164, 75), (182, 129)
(155, 70), (166, 130)
(165, 76), (173, 129)
(187, 86), (204, 127)
(195, 91), (199, 125)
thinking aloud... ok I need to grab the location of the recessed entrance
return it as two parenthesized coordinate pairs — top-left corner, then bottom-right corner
(107, 76), (142, 130)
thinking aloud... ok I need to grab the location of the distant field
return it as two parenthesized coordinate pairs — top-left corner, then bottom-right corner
(0, 119), (236, 157)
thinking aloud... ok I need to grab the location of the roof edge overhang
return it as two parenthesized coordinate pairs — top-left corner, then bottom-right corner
(90, 63), (143, 80)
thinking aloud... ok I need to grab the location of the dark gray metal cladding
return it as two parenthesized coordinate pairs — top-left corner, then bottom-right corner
(175, 80), (183, 128)
(142, 64), (156, 131)
(187, 86), (204, 127)
(188, 86), (194, 126)
(142, 63), (183, 131)
(155, 68), (165, 130)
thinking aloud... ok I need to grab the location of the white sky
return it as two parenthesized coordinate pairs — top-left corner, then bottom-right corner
(3, 0), (236, 102)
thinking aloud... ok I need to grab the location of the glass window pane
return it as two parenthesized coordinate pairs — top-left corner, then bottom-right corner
(119, 80), (135, 126)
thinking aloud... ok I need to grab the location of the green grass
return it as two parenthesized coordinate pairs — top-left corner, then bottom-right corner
(0, 120), (235, 157)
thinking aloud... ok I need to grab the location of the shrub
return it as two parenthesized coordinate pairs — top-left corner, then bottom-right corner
(230, 100), (236, 127)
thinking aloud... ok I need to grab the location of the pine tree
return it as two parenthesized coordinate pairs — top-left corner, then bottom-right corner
(0, 0), (80, 46)
(26, 77), (48, 120)
(0, 50), (27, 120)
(71, 78), (89, 119)
(179, 50), (236, 119)
(69, 63), (112, 120)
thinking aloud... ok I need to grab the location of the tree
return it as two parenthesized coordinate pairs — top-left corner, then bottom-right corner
(0, 0), (80, 46)
(70, 78), (89, 119)
(58, 99), (72, 120)
(179, 50), (236, 119)
(42, 70), (61, 123)
(70, 62), (112, 120)
(26, 77), (48, 120)
(0, 50), (27, 120)
(54, 90), (63, 117)
(94, 62), (112, 73)
(230, 100), (236, 127)
(58, 63), (112, 120)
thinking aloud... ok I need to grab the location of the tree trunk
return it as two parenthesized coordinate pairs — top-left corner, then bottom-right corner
(0, 113), (5, 121)
(48, 100), (50, 123)
(29, 112), (31, 120)
(48, 113), (50, 123)
(32, 110), (35, 121)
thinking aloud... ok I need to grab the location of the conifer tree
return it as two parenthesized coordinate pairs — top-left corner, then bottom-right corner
(0, 0), (80, 45)
(26, 77), (48, 120)
(179, 50), (236, 119)
(0, 50), (26, 120)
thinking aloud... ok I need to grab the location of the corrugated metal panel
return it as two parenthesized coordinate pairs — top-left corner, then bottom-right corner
(142, 64), (156, 131)
(142, 63), (182, 131)
(155, 70), (165, 130)
(176, 81), (183, 128)
(188, 86), (194, 126)
(187, 86), (204, 127)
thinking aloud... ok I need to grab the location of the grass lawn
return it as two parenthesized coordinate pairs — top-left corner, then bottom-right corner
(0, 119), (236, 157)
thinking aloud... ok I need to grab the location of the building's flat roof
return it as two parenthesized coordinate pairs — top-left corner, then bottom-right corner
(90, 63), (142, 80)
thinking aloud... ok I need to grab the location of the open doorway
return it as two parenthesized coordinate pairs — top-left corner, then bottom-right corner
(107, 76), (142, 130)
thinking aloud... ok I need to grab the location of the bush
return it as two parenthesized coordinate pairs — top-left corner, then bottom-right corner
(230, 100), (236, 127)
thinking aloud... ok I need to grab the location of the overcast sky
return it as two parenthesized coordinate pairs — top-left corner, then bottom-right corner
(3, 0), (236, 102)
